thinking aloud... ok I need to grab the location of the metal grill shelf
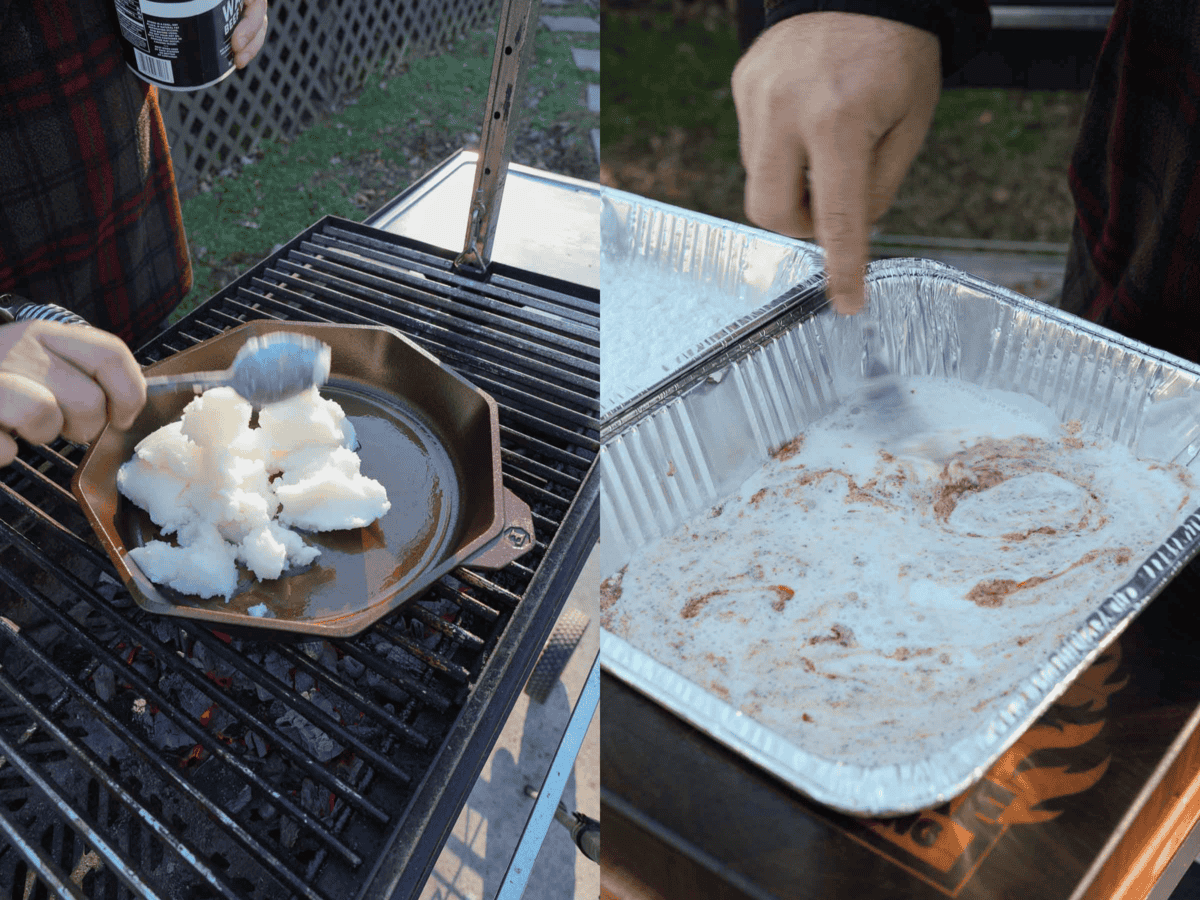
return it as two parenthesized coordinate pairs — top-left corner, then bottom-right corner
(0, 217), (599, 900)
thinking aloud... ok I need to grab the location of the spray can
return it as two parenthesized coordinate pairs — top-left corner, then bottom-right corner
(113, 0), (243, 91)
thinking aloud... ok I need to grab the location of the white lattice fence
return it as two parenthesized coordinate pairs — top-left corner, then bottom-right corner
(157, 0), (501, 194)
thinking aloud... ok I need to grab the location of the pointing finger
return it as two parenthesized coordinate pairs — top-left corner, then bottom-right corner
(808, 136), (872, 315)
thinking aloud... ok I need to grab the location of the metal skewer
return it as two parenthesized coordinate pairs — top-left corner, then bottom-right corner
(455, 0), (543, 273)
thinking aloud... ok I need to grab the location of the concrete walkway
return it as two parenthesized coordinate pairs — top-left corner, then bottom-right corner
(543, 10), (601, 165)
(419, 551), (600, 900)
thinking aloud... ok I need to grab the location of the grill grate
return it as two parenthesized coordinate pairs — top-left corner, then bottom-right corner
(0, 218), (599, 900)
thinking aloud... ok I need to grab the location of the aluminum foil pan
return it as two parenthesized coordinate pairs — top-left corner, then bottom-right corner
(600, 186), (821, 418)
(599, 257), (1200, 816)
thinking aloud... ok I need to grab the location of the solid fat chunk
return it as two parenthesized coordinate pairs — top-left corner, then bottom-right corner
(128, 522), (239, 599)
(275, 447), (391, 531)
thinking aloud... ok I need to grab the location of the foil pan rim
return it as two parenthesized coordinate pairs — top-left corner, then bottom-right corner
(600, 186), (824, 422)
(601, 252), (1200, 815)
(604, 252), (1200, 442)
(601, 505), (1200, 815)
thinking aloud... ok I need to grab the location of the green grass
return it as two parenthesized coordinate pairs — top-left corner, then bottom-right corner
(176, 7), (598, 321)
(525, 7), (601, 131)
(178, 58), (473, 316)
(601, 10), (741, 164)
(930, 89), (1080, 158)
(881, 88), (1086, 242)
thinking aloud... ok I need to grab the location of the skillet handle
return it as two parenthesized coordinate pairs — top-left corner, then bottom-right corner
(465, 488), (536, 569)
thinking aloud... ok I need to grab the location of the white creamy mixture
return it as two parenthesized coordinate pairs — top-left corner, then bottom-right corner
(603, 377), (1196, 766)
(601, 261), (766, 413)
(118, 386), (391, 600)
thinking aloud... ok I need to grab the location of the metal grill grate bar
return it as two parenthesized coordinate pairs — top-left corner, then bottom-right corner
(0, 809), (90, 900)
(0, 482), (106, 567)
(227, 278), (599, 399)
(501, 475), (573, 513)
(7, 456), (77, 507)
(92, 613), (393, 828)
(179, 625), (419, 779)
(270, 642), (440, 738)
(450, 570), (522, 607)
(371, 624), (472, 685)
(465, 375), (598, 432)
(0, 215), (598, 900)
(0, 624), (326, 900)
(438, 581), (500, 623)
(0, 532), (364, 868)
(315, 227), (600, 321)
(498, 426), (593, 469)
(498, 450), (585, 491)
(0, 724), (173, 900)
(406, 606), (484, 649)
(0, 671), (249, 900)
(330, 639), (455, 712)
(262, 260), (598, 381)
(302, 239), (600, 342)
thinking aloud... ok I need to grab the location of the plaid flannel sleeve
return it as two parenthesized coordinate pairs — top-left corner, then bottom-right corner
(0, 0), (191, 348)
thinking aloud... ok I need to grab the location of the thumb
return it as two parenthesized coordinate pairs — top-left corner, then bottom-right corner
(808, 142), (871, 315)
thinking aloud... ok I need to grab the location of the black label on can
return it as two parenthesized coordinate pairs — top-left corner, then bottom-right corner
(114, 0), (240, 91)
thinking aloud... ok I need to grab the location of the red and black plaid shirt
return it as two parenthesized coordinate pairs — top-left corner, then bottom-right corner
(1061, 0), (1200, 363)
(0, 0), (191, 348)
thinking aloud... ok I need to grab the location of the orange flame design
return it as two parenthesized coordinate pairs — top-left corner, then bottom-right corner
(858, 643), (1128, 884)
(995, 757), (1111, 825)
(1055, 644), (1129, 713)
(962, 644), (1124, 825)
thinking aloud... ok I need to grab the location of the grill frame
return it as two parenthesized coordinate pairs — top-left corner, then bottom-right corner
(0, 214), (599, 900)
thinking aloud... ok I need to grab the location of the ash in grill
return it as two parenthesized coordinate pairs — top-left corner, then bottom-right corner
(0, 218), (598, 900)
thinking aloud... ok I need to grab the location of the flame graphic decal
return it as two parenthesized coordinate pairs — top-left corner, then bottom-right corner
(991, 750), (1110, 825)
(854, 643), (1127, 891)
(1056, 643), (1129, 713)
(964, 644), (1124, 824)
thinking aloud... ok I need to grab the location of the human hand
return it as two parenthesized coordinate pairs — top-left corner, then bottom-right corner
(231, 0), (268, 68)
(0, 321), (147, 465)
(731, 12), (941, 314)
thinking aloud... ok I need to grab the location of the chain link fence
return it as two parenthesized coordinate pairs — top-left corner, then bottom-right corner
(157, 0), (501, 194)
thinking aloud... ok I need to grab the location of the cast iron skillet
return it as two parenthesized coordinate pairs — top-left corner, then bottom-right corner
(73, 320), (534, 637)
